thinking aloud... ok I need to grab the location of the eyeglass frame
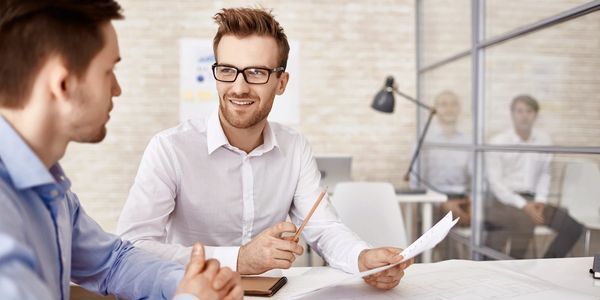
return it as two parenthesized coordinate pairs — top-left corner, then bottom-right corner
(211, 63), (285, 85)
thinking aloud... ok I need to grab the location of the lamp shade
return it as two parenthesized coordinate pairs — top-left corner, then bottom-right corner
(371, 76), (395, 113)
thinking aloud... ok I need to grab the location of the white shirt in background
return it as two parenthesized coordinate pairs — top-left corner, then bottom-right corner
(117, 110), (369, 274)
(413, 124), (472, 195)
(485, 128), (552, 209)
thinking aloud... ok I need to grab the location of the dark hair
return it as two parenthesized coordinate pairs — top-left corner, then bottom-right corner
(213, 7), (289, 70)
(0, 0), (123, 108)
(510, 94), (540, 113)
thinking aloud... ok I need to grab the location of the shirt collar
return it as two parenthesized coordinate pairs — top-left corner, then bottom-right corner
(0, 116), (69, 192)
(206, 110), (230, 155)
(206, 109), (280, 155)
(510, 128), (539, 144)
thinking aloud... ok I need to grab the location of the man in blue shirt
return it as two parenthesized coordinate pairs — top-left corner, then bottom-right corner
(0, 1), (242, 299)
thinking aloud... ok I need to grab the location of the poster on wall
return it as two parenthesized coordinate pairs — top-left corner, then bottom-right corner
(179, 38), (300, 124)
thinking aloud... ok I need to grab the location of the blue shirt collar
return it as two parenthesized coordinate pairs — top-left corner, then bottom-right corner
(0, 116), (68, 193)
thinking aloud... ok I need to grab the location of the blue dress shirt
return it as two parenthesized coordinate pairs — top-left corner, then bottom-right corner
(0, 117), (185, 300)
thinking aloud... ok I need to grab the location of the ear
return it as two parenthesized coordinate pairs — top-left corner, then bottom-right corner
(275, 72), (289, 96)
(47, 57), (77, 105)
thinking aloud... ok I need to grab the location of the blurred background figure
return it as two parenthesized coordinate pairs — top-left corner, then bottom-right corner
(411, 91), (471, 226)
(485, 95), (583, 258)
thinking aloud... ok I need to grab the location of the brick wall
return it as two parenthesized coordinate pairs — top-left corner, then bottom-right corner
(60, 0), (599, 231)
(61, 0), (416, 231)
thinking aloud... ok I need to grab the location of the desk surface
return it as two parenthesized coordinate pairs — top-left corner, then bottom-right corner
(396, 189), (447, 203)
(247, 257), (598, 299)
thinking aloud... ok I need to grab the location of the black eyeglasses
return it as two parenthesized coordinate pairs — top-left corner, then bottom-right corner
(211, 63), (285, 85)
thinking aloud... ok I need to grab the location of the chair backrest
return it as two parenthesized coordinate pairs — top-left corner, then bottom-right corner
(331, 181), (408, 248)
(560, 159), (600, 221)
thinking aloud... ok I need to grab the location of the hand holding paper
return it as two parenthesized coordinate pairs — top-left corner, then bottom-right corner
(289, 211), (460, 298)
(359, 211), (460, 278)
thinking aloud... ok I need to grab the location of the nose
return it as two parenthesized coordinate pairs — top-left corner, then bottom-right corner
(229, 72), (250, 95)
(112, 73), (122, 97)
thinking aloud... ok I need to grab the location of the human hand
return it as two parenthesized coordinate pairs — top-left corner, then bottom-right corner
(523, 202), (545, 225)
(176, 242), (243, 300)
(442, 198), (471, 226)
(358, 247), (413, 290)
(237, 222), (304, 275)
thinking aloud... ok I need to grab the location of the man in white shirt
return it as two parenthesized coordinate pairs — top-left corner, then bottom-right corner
(485, 95), (583, 258)
(118, 7), (411, 289)
(413, 91), (471, 226)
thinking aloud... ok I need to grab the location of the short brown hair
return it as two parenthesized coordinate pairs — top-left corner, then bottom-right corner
(0, 0), (123, 108)
(212, 7), (290, 70)
(511, 94), (540, 113)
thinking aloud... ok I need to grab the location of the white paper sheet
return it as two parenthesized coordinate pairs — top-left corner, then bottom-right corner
(288, 211), (460, 299)
(293, 260), (597, 300)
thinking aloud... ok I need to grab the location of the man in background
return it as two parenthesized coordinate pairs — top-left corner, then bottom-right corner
(0, 1), (241, 299)
(485, 95), (583, 258)
(412, 90), (471, 226)
(118, 7), (411, 290)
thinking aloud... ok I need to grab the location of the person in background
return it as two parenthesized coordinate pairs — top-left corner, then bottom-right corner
(0, 1), (241, 299)
(118, 7), (412, 290)
(411, 90), (471, 226)
(485, 94), (583, 258)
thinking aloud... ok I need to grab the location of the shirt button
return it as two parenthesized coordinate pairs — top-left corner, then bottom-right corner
(50, 190), (59, 197)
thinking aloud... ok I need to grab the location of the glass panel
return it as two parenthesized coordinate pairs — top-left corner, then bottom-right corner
(421, 56), (473, 144)
(485, 0), (591, 38)
(484, 12), (600, 147)
(421, 0), (471, 66)
(481, 151), (600, 259)
(412, 146), (474, 261)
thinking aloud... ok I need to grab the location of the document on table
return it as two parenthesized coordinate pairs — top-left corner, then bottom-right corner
(294, 260), (597, 300)
(287, 211), (460, 299)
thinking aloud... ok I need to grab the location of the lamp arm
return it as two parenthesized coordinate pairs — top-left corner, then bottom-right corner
(403, 108), (437, 181)
(392, 86), (435, 111)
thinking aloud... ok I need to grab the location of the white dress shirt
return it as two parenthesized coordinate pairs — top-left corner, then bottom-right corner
(486, 128), (552, 209)
(412, 124), (472, 195)
(117, 110), (369, 274)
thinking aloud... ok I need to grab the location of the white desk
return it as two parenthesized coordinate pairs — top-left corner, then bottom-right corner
(247, 257), (599, 299)
(397, 190), (447, 263)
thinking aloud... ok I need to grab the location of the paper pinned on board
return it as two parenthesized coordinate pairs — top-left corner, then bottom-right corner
(289, 211), (460, 299)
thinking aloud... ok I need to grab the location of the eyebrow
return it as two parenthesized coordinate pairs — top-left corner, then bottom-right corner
(217, 63), (272, 69)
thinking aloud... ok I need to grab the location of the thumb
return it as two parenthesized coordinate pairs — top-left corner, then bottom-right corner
(386, 248), (403, 264)
(184, 242), (206, 278)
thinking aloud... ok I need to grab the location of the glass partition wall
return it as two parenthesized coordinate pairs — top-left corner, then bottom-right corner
(416, 0), (600, 260)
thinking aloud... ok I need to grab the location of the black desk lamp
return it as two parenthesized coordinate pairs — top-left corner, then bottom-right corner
(371, 76), (437, 182)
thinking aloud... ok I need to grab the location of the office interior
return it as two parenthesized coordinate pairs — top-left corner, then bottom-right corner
(60, 0), (599, 270)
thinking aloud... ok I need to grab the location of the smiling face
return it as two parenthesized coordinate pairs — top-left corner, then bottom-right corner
(68, 22), (121, 143)
(215, 34), (288, 130)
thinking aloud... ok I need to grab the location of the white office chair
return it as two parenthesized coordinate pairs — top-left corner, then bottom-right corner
(560, 159), (600, 256)
(330, 181), (408, 248)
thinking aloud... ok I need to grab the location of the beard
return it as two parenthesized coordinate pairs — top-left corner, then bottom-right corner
(219, 92), (273, 129)
(71, 88), (111, 144)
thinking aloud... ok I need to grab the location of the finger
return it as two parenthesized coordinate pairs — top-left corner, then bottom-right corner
(184, 242), (206, 279)
(224, 285), (244, 300)
(374, 281), (400, 290)
(274, 239), (304, 255)
(371, 275), (398, 284)
(267, 222), (297, 237)
(271, 258), (294, 269)
(273, 249), (296, 263)
(218, 271), (241, 297)
(213, 267), (235, 290)
(202, 259), (221, 282)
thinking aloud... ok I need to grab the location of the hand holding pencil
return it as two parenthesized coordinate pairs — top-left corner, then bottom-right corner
(236, 187), (327, 275)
